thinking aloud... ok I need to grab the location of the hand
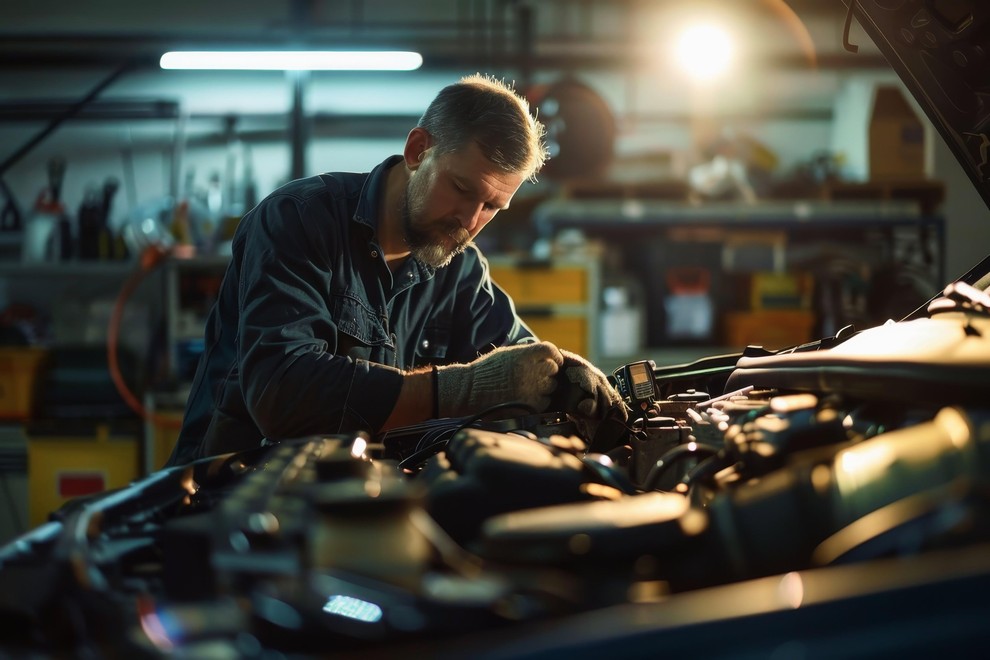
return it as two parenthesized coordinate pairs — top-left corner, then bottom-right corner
(558, 349), (627, 424)
(435, 341), (564, 417)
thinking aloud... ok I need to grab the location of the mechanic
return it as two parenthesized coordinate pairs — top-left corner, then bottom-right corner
(166, 74), (624, 467)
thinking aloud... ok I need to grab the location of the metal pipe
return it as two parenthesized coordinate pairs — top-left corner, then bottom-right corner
(289, 70), (309, 180)
(0, 60), (134, 175)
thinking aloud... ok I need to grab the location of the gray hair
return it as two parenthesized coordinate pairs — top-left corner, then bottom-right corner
(417, 74), (549, 181)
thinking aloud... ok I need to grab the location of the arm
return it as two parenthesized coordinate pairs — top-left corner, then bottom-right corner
(383, 339), (569, 429)
(235, 192), (405, 438)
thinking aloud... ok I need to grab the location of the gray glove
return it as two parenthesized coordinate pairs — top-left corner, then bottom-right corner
(435, 341), (564, 417)
(559, 349), (627, 422)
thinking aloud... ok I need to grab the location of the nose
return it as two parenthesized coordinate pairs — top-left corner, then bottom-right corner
(456, 202), (484, 233)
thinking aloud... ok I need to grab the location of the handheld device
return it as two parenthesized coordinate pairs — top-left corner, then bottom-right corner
(613, 359), (657, 409)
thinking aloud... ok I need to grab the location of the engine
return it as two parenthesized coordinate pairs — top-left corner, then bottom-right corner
(3, 303), (990, 657)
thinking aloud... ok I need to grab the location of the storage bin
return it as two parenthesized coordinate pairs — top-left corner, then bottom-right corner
(0, 347), (48, 421)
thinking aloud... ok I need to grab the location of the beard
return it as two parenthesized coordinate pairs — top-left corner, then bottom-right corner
(401, 176), (472, 269)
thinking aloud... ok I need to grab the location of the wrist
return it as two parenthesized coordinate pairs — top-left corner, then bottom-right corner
(381, 369), (436, 431)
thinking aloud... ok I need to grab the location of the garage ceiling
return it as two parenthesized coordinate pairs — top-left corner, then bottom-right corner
(0, 0), (892, 179)
(0, 0), (880, 72)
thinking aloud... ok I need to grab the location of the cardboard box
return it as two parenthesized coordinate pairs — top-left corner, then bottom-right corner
(869, 85), (925, 180)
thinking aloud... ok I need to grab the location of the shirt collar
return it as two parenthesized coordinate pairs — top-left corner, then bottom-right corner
(353, 153), (438, 279)
(353, 154), (403, 233)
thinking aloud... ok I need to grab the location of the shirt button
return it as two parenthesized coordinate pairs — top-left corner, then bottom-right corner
(421, 339), (430, 350)
(407, 271), (413, 279)
(370, 250), (378, 258)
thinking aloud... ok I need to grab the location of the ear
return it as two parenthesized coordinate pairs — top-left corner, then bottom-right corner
(403, 127), (432, 170)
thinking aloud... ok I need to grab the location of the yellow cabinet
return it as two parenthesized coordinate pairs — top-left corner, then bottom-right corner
(27, 425), (140, 527)
(489, 264), (589, 305)
(489, 257), (600, 362)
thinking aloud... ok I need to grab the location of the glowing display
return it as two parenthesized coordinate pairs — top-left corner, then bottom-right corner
(630, 363), (649, 385)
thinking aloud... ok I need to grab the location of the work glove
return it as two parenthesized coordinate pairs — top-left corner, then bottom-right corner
(435, 341), (564, 418)
(557, 350), (628, 442)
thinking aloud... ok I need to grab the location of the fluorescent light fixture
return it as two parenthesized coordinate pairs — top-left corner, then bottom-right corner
(160, 50), (423, 71)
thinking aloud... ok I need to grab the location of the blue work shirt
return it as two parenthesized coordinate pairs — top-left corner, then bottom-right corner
(167, 155), (534, 466)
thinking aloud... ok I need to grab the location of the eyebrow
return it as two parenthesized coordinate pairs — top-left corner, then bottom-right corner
(452, 174), (510, 211)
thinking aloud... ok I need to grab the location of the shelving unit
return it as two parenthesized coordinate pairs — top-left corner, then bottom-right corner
(532, 197), (945, 354)
(0, 258), (160, 526)
(0, 258), (160, 354)
(163, 256), (228, 384)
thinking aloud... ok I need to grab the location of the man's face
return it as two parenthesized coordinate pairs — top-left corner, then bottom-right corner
(401, 140), (526, 269)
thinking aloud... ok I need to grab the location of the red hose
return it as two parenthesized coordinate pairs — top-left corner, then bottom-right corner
(107, 245), (183, 429)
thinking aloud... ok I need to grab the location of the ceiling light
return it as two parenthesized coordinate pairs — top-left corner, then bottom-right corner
(673, 23), (733, 83)
(160, 50), (423, 71)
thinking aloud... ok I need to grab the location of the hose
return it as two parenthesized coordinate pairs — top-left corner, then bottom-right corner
(107, 245), (183, 429)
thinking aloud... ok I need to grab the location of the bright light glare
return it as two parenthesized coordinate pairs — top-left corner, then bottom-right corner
(673, 24), (733, 82)
(160, 50), (423, 71)
(322, 595), (383, 623)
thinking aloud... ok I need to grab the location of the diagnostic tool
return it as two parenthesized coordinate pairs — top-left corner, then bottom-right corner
(614, 360), (658, 411)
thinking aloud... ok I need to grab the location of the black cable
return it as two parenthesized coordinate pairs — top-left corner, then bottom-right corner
(604, 444), (633, 463)
(414, 421), (458, 451)
(397, 437), (455, 472)
(399, 401), (541, 471)
(643, 442), (721, 491)
(679, 453), (729, 491)
(580, 456), (638, 495)
(0, 474), (24, 535)
(453, 401), (540, 434)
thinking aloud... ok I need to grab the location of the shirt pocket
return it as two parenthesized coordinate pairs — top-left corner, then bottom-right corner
(331, 293), (390, 347)
(414, 323), (451, 365)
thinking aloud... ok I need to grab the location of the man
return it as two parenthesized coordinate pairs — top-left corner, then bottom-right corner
(167, 74), (623, 467)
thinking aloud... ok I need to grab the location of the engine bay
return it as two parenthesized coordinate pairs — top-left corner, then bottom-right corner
(3, 290), (989, 657)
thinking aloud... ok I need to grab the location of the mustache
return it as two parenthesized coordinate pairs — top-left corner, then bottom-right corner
(447, 225), (471, 245)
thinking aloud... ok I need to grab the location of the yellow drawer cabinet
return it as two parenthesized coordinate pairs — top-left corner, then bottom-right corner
(488, 264), (589, 305)
(27, 426), (140, 527)
(522, 315), (588, 357)
(489, 257), (600, 363)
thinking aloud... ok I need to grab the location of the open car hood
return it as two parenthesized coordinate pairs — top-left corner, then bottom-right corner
(726, 2), (990, 393)
(849, 0), (990, 312)
(850, 0), (990, 212)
